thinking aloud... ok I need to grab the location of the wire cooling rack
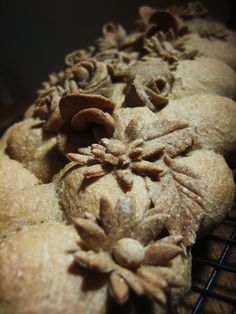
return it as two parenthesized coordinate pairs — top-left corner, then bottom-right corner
(0, 118), (236, 313)
(179, 165), (236, 314)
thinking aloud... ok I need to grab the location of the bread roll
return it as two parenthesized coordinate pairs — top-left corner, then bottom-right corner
(158, 94), (236, 154)
(172, 58), (236, 99)
(0, 223), (109, 314)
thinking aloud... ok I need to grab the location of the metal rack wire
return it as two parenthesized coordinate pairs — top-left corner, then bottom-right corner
(189, 165), (236, 313)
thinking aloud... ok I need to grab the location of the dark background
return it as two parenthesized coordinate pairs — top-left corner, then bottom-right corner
(0, 0), (235, 121)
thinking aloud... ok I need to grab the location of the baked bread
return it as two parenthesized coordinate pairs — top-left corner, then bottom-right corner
(176, 33), (236, 71)
(0, 2), (235, 313)
(0, 224), (108, 314)
(158, 94), (236, 155)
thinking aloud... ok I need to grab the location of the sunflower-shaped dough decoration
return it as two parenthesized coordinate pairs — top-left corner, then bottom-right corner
(143, 30), (199, 69)
(95, 23), (127, 52)
(65, 48), (93, 67)
(67, 117), (193, 191)
(67, 119), (163, 191)
(95, 49), (139, 79)
(66, 116), (204, 245)
(169, 2), (208, 20)
(73, 196), (185, 305)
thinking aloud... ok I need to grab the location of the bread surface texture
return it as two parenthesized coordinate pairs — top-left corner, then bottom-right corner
(0, 2), (236, 313)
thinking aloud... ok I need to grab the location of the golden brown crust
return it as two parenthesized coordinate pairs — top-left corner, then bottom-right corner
(6, 118), (65, 182)
(114, 107), (157, 128)
(158, 94), (236, 155)
(0, 183), (63, 241)
(185, 18), (236, 48)
(0, 224), (109, 314)
(177, 33), (236, 71)
(171, 58), (236, 99)
(0, 153), (39, 194)
(56, 164), (151, 221)
(23, 104), (35, 119)
(182, 150), (235, 236)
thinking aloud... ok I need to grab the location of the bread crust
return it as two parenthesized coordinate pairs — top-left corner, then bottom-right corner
(0, 224), (109, 314)
(0, 3), (236, 313)
(0, 183), (63, 241)
(6, 118), (65, 182)
(177, 33), (236, 71)
(0, 153), (39, 194)
(185, 18), (236, 48)
(173, 150), (235, 236)
(158, 94), (236, 154)
(172, 58), (236, 99)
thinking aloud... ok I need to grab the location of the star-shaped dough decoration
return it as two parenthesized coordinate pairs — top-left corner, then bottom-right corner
(67, 118), (193, 189)
(73, 196), (185, 305)
(143, 31), (199, 69)
(67, 117), (204, 245)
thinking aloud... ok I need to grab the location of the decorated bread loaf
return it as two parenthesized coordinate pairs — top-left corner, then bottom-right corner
(0, 2), (236, 313)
